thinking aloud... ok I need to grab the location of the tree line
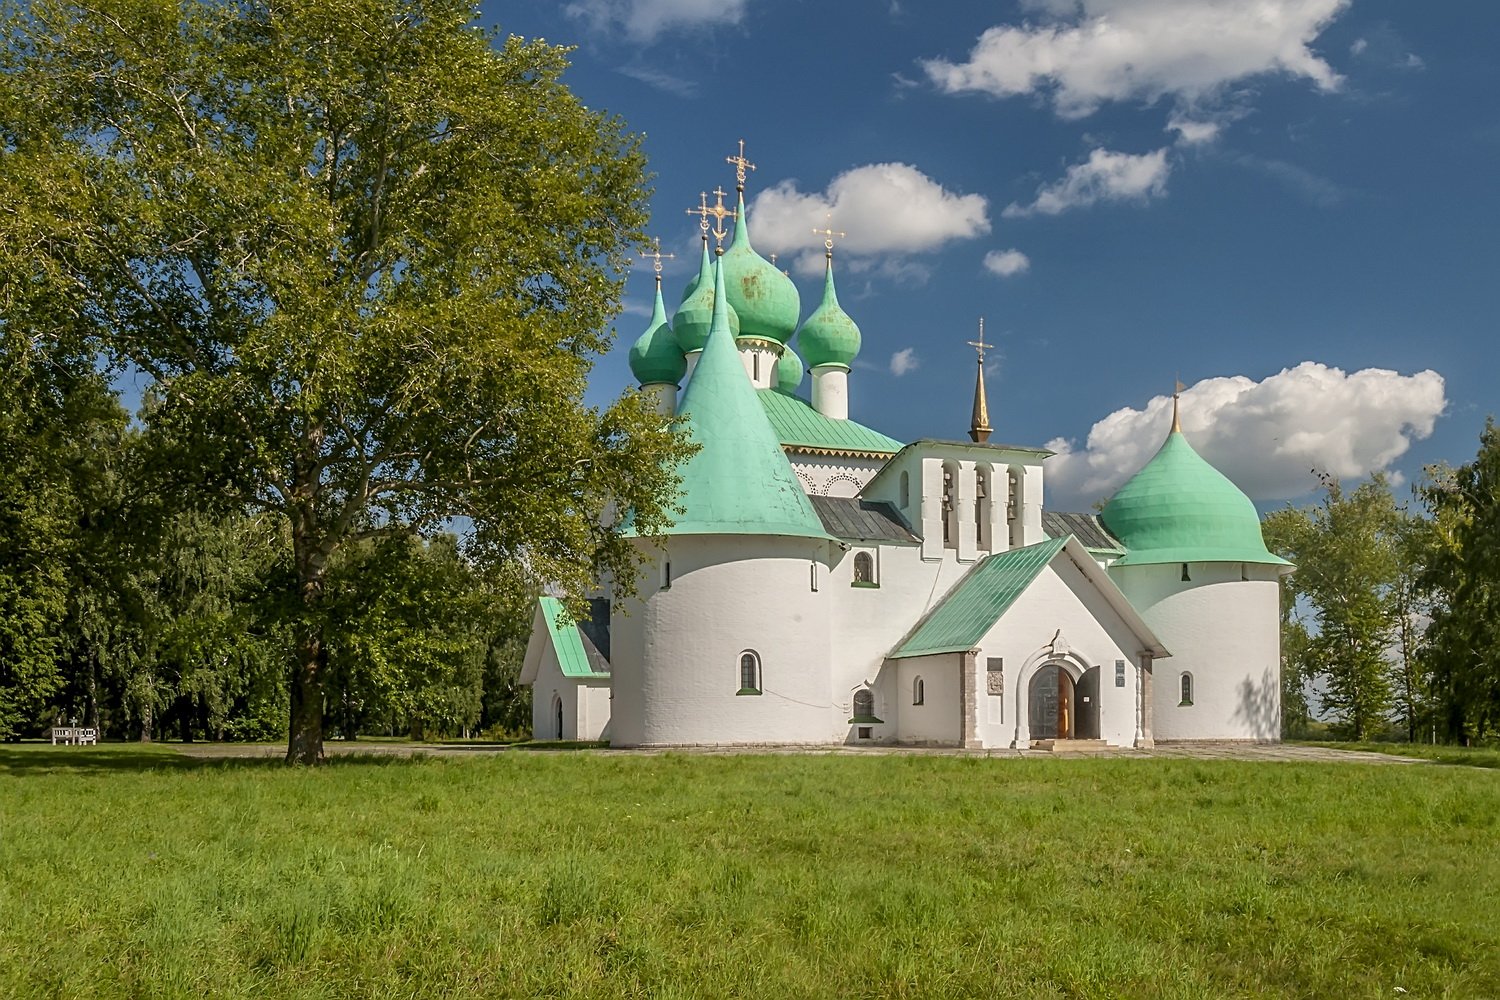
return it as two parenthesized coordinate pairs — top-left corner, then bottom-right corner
(1263, 419), (1500, 746)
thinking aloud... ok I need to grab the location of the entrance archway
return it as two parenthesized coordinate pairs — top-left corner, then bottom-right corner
(1028, 663), (1076, 740)
(552, 694), (564, 740)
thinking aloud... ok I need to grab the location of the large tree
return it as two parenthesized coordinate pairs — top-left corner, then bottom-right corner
(2, 0), (688, 762)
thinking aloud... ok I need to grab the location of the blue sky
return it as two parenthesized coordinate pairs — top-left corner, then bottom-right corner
(489, 0), (1496, 511)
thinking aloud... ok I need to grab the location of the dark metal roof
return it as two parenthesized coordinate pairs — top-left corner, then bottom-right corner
(810, 496), (920, 543)
(1043, 511), (1126, 554)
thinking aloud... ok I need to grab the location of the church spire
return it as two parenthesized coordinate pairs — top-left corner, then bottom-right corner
(1171, 377), (1185, 433)
(968, 319), (994, 444)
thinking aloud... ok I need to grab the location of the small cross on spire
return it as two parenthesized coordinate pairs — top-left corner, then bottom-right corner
(634, 236), (675, 289)
(1172, 374), (1186, 432)
(708, 185), (737, 254)
(685, 192), (712, 244)
(967, 318), (994, 364)
(726, 138), (756, 191)
(812, 213), (846, 260)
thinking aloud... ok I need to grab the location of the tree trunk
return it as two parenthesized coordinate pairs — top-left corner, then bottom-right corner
(286, 623), (327, 764)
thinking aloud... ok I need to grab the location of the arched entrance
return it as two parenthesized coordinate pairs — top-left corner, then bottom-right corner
(1028, 663), (1076, 740)
(552, 694), (564, 740)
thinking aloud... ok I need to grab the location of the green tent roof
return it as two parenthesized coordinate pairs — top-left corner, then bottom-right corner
(536, 597), (610, 679)
(891, 536), (1068, 658)
(757, 389), (903, 456)
(1100, 431), (1290, 567)
(658, 258), (834, 541)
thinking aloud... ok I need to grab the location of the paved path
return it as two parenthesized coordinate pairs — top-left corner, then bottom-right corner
(171, 740), (1427, 765)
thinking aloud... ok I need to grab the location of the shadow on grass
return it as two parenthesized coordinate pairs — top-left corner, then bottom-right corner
(0, 743), (453, 775)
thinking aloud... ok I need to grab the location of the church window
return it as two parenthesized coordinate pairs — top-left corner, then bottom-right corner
(1181, 563), (1191, 582)
(810, 561), (819, 591)
(663, 561), (672, 589)
(975, 466), (992, 550)
(1179, 672), (1194, 706)
(1007, 467), (1023, 547)
(913, 676), (925, 706)
(753, 352), (761, 381)
(851, 687), (881, 723)
(942, 462), (959, 548)
(852, 551), (876, 586)
(1115, 659), (1127, 688)
(738, 651), (762, 695)
(899, 470), (910, 509)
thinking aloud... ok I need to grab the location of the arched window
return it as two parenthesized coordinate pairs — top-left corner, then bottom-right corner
(551, 693), (564, 740)
(738, 651), (762, 695)
(1181, 562), (1191, 582)
(942, 462), (959, 548)
(1007, 467), (1024, 547)
(1179, 672), (1194, 706)
(975, 465), (992, 550)
(852, 551), (875, 586)
(913, 676), (925, 706)
(853, 687), (876, 721)
(899, 470), (910, 508)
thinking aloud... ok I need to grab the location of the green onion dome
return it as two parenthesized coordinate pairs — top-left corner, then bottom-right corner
(796, 256), (861, 370)
(628, 281), (686, 386)
(720, 192), (800, 345)
(775, 346), (805, 394)
(1100, 427), (1290, 567)
(673, 253), (740, 353)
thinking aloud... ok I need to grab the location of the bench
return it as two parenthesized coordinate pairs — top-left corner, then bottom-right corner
(50, 726), (98, 746)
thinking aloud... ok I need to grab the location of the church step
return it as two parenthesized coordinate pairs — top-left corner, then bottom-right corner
(1032, 739), (1110, 753)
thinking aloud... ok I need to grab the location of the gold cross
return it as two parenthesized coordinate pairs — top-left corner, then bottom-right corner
(708, 185), (737, 252)
(634, 236), (675, 287)
(684, 192), (712, 239)
(812, 213), (846, 257)
(967, 318), (994, 363)
(726, 138), (756, 190)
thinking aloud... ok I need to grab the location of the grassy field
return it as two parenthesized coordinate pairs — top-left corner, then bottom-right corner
(2, 746), (1497, 999)
(1296, 741), (1500, 770)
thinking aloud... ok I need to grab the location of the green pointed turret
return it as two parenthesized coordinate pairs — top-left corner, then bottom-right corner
(797, 255), (861, 370)
(775, 346), (805, 394)
(721, 192), (800, 345)
(1100, 424), (1289, 567)
(673, 240), (740, 353)
(663, 259), (832, 540)
(678, 238), (709, 305)
(628, 281), (686, 386)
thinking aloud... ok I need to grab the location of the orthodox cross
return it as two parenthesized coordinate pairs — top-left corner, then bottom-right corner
(812, 214), (845, 259)
(726, 138), (756, 191)
(1172, 374), (1186, 431)
(636, 236), (674, 289)
(684, 192), (712, 244)
(967, 318), (994, 364)
(708, 185), (736, 253)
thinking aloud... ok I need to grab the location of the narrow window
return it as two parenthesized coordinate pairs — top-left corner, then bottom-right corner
(899, 470), (910, 508)
(753, 352), (761, 381)
(975, 466), (991, 550)
(852, 688), (877, 722)
(663, 560), (672, 589)
(1181, 563), (1191, 582)
(987, 657), (1004, 723)
(913, 676), (925, 706)
(852, 551), (875, 586)
(1115, 659), (1126, 688)
(1007, 468), (1023, 547)
(941, 466), (954, 544)
(810, 561), (819, 591)
(739, 651), (762, 695)
(1179, 672), (1193, 706)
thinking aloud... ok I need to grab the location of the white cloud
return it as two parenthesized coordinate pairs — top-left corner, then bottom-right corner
(983, 249), (1031, 277)
(565, 0), (747, 43)
(1166, 112), (1222, 145)
(1004, 147), (1171, 217)
(890, 348), (920, 376)
(1044, 363), (1447, 509)
(924, 0), (1348, 118)
(749, 163), (990, 277)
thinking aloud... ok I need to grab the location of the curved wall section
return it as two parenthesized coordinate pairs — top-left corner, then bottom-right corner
(1110, 562), (1281, 742)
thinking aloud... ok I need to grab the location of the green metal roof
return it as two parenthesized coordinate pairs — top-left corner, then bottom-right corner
(673, 242), (740, 353)
(797, 257), (860, 369)
(721, 191), (800, 344)
(628, 283), (686, 386)
(537, 597), (610, 679)
(757, 389), (903, 456)
(1100, 430), (1290, 567)
(657, 258), (834, 541)
(775, 345), (805, 394)
(891, 536), (1068, 658)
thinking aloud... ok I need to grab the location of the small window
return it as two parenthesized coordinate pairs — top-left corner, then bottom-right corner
(852, 551), (876, 587)
(913, 676), (925, 706)
(738, 651), (762, 695)
(810, 561), (819, 592)
(1181, 562), (1191, 582)
(1115, 659), (1126, 688)
(1179, 672), (1193, 706)
(851, 687), (880, 723)
(857, 726), (872, 740)
(753, 352), (761, 381)
(899, 470), (910, 508)
(663, 560), (672, 589)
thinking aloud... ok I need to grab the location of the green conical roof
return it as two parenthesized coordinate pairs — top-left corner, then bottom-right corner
(721, 191), (800, 345)
(673, 242), (740, 353)
(679, 239), (710, 305)
(775, 346), (805, 394)
(663, 258), (833, 540)
(1100, 428), (1289, 567)
(628, 281), (686, 386)
(797, 256), (861, 369)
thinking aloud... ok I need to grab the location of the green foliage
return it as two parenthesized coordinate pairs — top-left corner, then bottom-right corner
(1419, 418), (1500, 744)
(2, 0), (691, 760)
(1263, 476), (1412, 740)
(2, 749), (1498, 997)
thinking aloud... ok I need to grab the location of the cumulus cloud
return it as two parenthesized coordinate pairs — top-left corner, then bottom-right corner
(983, 249), (1031, 277)
(923, 0), (1349, 118)
(1005, 147), (1171, 217)
(1044, 363), (1446, 508)
(749, 163), (990, 277)
(565, 0), (747, 42)
(1166, 112), (1223, 145)
(889, 348), (920, 376)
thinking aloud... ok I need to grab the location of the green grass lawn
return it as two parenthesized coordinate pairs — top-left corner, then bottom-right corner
(2, 746), (1497, 999)
(1296, 740), (1500, 770)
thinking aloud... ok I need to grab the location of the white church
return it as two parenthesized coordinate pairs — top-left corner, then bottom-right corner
(521, 163), (1292, 750)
